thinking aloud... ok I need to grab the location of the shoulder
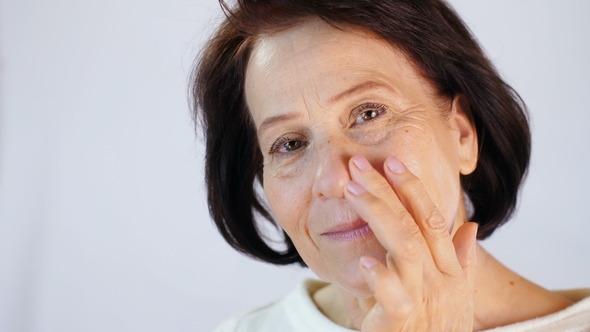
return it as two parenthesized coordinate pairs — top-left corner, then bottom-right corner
(211, 301), (276, 332)
(555, 289), (590, 303)
(482, 289), (590, 332)
(211, 279), (355, 332)
(211, 296), (291, 332)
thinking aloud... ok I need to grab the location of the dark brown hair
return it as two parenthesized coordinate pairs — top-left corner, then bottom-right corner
(192, 0), (531, 266)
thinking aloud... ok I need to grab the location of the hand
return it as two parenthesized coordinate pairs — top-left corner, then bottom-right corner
(343, 155), (478, 332)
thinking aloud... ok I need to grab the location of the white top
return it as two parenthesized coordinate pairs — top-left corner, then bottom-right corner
(214, 279), (590, 332)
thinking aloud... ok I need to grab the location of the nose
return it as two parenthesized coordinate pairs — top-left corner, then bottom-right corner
(311, 147), (351, 200)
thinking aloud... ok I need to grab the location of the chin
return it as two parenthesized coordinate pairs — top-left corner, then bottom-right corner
(334, 271), (374, 299)
(311, 240), (388, 298)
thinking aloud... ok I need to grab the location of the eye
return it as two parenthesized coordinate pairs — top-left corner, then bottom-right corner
(359, 110), (380, 121)
(353, 103), (387, 125)
(283, 140), (302, 151)
(269, 135), (308, 155)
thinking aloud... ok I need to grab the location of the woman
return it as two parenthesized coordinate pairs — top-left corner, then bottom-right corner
(193, 0), (590, 331)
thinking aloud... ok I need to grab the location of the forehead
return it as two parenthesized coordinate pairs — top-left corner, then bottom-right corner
(244, 19), (434, 125)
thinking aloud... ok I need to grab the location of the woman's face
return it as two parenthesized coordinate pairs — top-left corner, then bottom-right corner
(245, 19), (477, 297)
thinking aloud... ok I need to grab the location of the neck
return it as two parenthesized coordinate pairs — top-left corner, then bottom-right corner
(469, 245), (572, 330)
(313, 245), (573, 330)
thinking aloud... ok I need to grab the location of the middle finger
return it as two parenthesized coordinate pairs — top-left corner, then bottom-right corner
(344, 155), (427, 277)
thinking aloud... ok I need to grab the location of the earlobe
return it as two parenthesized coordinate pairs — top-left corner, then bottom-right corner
(451, 94), (478, 175)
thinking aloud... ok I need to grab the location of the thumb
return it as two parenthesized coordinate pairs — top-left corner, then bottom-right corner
(452, 222), (478, 287)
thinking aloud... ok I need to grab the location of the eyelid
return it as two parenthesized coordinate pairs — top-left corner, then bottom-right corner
(351, 102), (388, 126)
(269, 136), (291, 154)
(269, 133), (308, 155)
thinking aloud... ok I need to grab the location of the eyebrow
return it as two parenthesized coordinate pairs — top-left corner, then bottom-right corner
(329, 81), (394, 104)
(257, 81), (394, 135)
(257, 112), (300, 136)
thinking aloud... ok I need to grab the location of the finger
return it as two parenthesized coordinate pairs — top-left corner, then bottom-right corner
(347, 155), (425, 253)
(345, 156), (426, 272)
(359, 256), (413, 331)
(345, 180), (424, 283)
(452, 222), (478, 289)
(383, 156), (461, 276)
(346, 155), (427, 295)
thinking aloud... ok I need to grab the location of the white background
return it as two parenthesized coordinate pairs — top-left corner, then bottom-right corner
(0, 1), (588, 331)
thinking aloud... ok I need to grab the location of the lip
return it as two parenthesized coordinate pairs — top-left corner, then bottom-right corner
(321, 219), (374, 242)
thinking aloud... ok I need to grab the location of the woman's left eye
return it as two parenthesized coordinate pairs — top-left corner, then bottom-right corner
(353, 103), (387, 125)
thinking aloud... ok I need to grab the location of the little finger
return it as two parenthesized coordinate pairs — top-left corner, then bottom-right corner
(360, 256), (413, 331)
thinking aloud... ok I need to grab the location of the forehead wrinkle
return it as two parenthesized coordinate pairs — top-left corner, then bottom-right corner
(250, 30), (391, 115)
(270, 68), (339, 121)
(296, 83), (315, 125)
(311, 79), (334, 118)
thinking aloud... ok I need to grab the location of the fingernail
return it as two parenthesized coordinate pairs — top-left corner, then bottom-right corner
(352, 155), (372, 171)
(386, 156), (404, 174)
(360, 256), (378, 269)
(347, 181), (366, 195)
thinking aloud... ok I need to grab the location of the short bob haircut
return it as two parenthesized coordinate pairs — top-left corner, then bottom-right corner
(192, 0), (531, 266)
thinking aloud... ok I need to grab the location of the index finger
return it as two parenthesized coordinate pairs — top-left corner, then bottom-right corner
(345, 155), (427, 272)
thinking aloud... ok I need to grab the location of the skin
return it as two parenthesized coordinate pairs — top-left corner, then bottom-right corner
(244, 19), (572, 331)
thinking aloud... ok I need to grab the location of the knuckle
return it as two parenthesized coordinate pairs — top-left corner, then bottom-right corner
(398, 234), (423, 261)
(402, 243), (422, 261)
(371, 178), (393, 197)
(398, 176), (422, 197)
(365, 197), (390, 217)
(397, 211), (419, 232)
(396, 299), (414, 318)
(424, 209), (446, 232)
(382, 295), (413, 319)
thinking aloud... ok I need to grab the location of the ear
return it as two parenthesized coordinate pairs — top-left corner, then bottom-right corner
(450, 94), (478, 175)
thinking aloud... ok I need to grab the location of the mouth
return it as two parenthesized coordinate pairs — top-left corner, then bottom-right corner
(321, 219), (374, 242)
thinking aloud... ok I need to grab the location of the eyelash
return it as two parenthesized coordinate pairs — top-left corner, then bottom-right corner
(353, 103), (388, 125)
(269, 135), (308, 155)
(268, 103), (388, 155)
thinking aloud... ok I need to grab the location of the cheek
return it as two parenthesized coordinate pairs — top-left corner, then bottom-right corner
(263, 175), (309, 233)
(263, 165), (343, 281)
(262, 171), (319, 251)
(393, 126), (462, 226)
